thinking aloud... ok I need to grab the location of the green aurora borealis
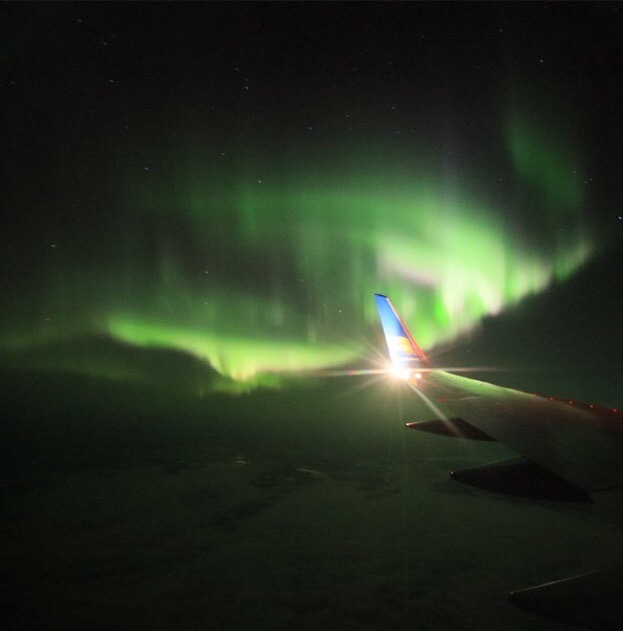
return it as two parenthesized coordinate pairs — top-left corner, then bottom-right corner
(5, 2), (621, 394)
(1, 110), (593, 389)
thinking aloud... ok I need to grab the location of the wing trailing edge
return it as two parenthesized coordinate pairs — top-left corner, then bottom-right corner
(509, 567), (623, 631)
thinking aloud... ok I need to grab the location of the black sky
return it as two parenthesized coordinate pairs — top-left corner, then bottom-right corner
(3, 2), (623, 221)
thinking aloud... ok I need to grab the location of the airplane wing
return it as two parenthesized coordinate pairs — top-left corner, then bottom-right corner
(374, 293), (623, 630)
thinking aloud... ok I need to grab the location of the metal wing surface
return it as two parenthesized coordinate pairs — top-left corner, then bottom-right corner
(412, 368), (623, 496)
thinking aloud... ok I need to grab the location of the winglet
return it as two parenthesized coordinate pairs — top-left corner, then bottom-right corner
(374, 294), (429, 371)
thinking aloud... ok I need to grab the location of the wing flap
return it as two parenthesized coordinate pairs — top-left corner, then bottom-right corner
(450, 456), (591, 501)
(509, 567), (623, 631)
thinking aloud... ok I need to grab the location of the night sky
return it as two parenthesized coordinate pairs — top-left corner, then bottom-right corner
(2, 1), (622, 392)
(2, 3), (623, 629)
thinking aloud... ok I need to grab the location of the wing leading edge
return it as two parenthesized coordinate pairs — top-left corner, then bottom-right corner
(374, 293), (623, 629)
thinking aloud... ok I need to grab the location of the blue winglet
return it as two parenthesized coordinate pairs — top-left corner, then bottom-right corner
(374, 293), (429, 369)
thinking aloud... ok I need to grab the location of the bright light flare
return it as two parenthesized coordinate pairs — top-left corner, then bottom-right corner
(389, 364), (412, 380)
